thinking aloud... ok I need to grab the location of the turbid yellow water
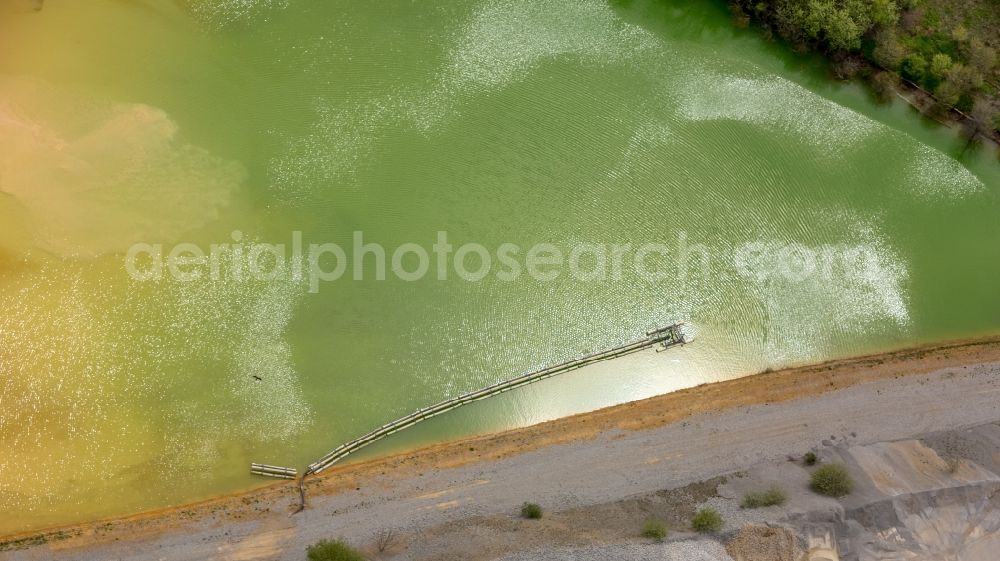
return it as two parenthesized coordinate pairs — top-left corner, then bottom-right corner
(1, 0), (998, 533)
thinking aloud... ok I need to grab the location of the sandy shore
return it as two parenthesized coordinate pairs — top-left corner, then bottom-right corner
(4, 335), (1000, 560)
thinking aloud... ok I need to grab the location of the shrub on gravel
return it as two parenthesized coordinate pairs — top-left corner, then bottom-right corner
(741, 485), (787, 508)
(691, 508), (724, 533)
(520, 502), (543, 519)
(306, 539), (365, 561)
(803, 452), (818, 466)
(642, 519), (667, 541)
(810, 463), (854, 497)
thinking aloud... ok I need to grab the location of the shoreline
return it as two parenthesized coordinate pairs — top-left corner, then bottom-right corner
(5, 334), (1000, 554)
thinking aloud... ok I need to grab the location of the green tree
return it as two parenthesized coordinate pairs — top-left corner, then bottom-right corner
(936, 64), (983, 110)
(948, 64), (983, 93)
(771, 0), (898, 52)
(930, 53), (954, 80)
(934, 77), (962, 105)
(822, 7), (866, 51)
(870, 0), (898, 26)
(968, 40), (997, 76)
(900, 54), (927, 82)
(873, 29), (905, 69)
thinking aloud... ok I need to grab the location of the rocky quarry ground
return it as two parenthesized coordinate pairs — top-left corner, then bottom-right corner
(490, 423), (1000, 561)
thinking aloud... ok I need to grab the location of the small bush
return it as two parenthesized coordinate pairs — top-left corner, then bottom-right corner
(306, 539), (365, 561)
(810, 464), (854, 498)
(691, 508), (723, 533)
(373, 528), (396, 553)
(803, 452), (818, 466)
(520, 502), (543, 519)
(741, 485), (787, 508)
(642, 519), (667, 541)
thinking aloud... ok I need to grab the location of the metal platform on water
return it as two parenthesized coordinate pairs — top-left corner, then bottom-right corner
(297, 323), (690, 476)
(250, 463), (297, 480)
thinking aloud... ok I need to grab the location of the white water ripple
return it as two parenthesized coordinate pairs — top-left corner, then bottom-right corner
(732, 220), (909, 363)
(269, 0), (661, 197)
(676, 72), (984, 200)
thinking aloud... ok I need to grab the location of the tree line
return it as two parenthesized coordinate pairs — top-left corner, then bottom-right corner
(730, 0), (1000, 145)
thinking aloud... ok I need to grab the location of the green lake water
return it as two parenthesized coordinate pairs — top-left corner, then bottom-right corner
(1, 0), (999, 533)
